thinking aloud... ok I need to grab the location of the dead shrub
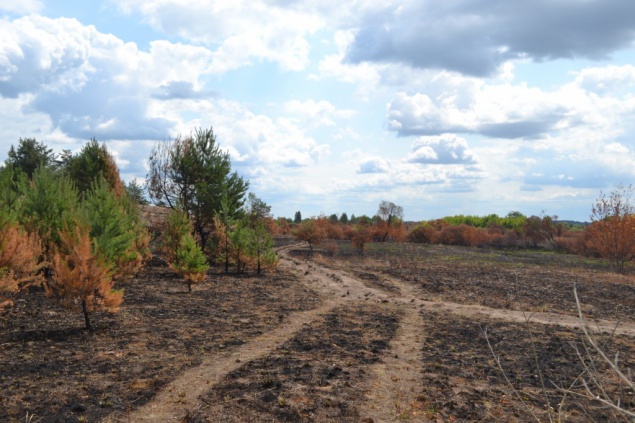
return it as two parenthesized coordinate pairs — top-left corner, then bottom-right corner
(0, 223), (44, 305)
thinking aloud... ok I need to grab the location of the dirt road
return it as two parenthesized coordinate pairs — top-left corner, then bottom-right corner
(112, 244), (635, 422)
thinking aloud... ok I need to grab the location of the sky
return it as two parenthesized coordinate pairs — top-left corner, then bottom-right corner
(1, 0), (635, 221)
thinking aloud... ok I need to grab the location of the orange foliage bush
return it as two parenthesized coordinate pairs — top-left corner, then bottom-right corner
(293, 219), (326, 250)
(586, 216), (635, 272)
(438, 224), (479, 247)
(585, 186), (635, 272)
(407, 224), (439, 244)
(48, 227), (123, 331)
(275, 217), (291, 235)
(0, 224), (43, 306)
(324, 222), (344, 240)
(351, 224), (373, 255)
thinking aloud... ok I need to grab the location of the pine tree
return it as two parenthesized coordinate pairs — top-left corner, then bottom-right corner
(246, 218), (277, 275)
(17, 167), (79, 266)
(146, 127), (248, 249)
(5, 138), (54, 179)
(68, 139), (125, 197)
(229, 224), (250, 273)
(48, 227), (123, 331)
(81, 177), (143, 280)
(162, 208), (192, 264)
(0, 165), (20, 223)
(171, 233), (209, 292)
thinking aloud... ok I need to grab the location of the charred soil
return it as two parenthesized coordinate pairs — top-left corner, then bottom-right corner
(2, 241), (635, 422)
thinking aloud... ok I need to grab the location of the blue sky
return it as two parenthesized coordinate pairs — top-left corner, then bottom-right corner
(2, 0), (635, 221)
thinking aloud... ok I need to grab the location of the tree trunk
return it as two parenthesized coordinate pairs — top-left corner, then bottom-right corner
(224, 234), (230, 273)
(82, 299), (93, 331)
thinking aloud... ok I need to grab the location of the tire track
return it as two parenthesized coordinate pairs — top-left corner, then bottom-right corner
(105, 298), (340, 422)
(106, 245), (635, 422)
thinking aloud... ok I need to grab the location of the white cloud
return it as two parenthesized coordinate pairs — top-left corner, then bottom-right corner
(406, 134), (477, 164)
(0, 0), (42, 15)
(150, 97), (332, 170)
(574, 64), (635, 95)
(357, 157), (390, 174)
(387, 65), (635, 140)
(0, 15), (218, 141)
(113, 0), (324, 73)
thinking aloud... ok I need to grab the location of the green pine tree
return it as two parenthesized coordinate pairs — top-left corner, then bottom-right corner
(81, 177), (142, 280)
(171, 233), (209, 292)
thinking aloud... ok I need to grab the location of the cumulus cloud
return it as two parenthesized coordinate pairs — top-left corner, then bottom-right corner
(345, 0), (635, 76)
(182, 99), (333, 169)
(386, 64), (635, 139)
(113, 0), (324, 73)
(0, 16), (93, 98)
(574, 65), (635, 95)
(0, 15), (217, 141)
(406, 134), (477, 164)
(357, 157), (390, 174)
(0, 0), (42, 15)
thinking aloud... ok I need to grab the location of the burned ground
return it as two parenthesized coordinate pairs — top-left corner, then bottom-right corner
(2, 242), (635, 422)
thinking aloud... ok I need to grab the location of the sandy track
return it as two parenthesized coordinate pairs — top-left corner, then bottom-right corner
(106, 244), (635, 422)
(106, 298), (340, 422)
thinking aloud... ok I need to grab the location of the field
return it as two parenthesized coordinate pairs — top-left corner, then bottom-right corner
(2, 240), (635, 422)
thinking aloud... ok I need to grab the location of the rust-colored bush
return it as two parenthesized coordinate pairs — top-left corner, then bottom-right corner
(407, 224), (439, 244)
(585, 186), (635, 272)
(0, 224), (43, 306)
(325, 222), (344, 240)
(438, 224), (478, 247)
(293, 219), (326, 250)
(351, 224), (373, 255)
(48, 227), (122, 331)
(472, 228), (492, 247)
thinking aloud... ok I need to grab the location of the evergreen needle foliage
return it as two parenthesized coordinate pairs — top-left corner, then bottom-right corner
(146, 127), (249, 249)
(17, 167), (79, 265)
(81, 177), (146, 280)
(162, 208), (192, 264)
(246, 219), (277, 274)
(171, 233), (209, 292)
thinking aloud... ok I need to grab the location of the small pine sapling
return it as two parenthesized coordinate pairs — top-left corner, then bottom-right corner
(17, 167), (79, 268)
(48, 227), (123, 331)
(162, 208), (192, 264)
(170, 233), (209, 292)
(246, 219), (278, 274)
(82, 177), (140, 280)
(229, 225), (251, 273)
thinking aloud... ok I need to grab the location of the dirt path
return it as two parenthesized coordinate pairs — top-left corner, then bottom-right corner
(106, 245), (635, 422)
(106, 298), (340, 422)
(359, 302), (428, 421)
(308, 255), (635, 337)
